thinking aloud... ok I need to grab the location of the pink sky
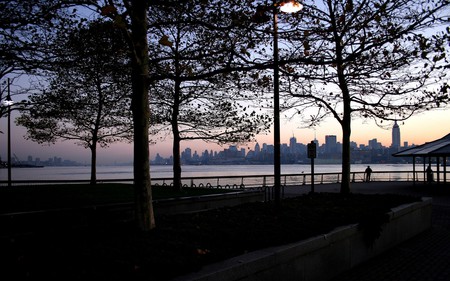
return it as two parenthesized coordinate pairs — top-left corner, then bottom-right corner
(1, 108), (448, 165)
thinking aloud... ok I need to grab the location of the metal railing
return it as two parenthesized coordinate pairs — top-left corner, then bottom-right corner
(1, 170), (448, 188)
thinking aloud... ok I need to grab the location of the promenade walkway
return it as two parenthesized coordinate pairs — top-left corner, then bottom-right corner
(284, 181), (450, 281)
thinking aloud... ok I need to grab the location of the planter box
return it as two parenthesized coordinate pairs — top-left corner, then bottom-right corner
(176, 197), (432, 281)
(154, 190), (265, 215)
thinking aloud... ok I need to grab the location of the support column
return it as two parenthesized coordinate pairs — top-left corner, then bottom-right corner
(437, 156), (440, 183)
(444, 156), (447, 183)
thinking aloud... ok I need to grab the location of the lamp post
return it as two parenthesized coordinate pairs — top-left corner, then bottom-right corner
(3, 79), (13, 187)
(273, 0), (303, 204)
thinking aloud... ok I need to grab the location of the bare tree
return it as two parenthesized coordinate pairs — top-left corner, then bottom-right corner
(273, 0), (450, 193)
(147, 1), (271, 189)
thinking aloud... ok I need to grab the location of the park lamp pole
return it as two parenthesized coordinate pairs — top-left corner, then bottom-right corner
(2, 78), (14, 187)
(273, 0), (303, 205)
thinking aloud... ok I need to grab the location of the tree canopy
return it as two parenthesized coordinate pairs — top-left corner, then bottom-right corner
(0, 0), (84, 78)
(146, 1), (271, 189)
(271, 0), (450, 193)
(17, 20), (133, 184)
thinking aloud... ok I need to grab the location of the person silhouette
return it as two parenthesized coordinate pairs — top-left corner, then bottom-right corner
(365, 166), (372, 182)
(426, 165), (434, 183)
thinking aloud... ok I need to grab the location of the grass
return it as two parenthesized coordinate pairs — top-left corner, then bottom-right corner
(0, 183), (236, 213)
(0, 189), (421, 281)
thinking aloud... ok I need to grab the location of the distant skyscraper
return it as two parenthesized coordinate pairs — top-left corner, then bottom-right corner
(368, 138), (381, 150)
(182, 147), (192, 161)
(289, 135), (297, 153)
(325, 135), (337, 153)
(392, 121), (401, 150)
(254, 143), (260, 154)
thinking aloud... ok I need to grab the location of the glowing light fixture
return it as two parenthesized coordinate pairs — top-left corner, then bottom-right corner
(3, 98), (14, 106)
(280, 0), (303, 13)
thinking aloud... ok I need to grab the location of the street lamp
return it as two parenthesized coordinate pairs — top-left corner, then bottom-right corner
(273, 0), (302, 204)
(2, 78), (13, 187)
(279, 0), (303, 13)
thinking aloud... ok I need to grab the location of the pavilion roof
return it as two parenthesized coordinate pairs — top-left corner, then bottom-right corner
(393, 133), (450, 157)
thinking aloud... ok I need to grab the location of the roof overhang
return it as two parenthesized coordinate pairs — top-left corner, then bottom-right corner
(393, 133), (450, 158)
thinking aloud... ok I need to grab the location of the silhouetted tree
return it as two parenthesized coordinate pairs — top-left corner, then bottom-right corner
(94, 0), (157, 231)
(147, 1), (271, 189)
(2, 0), (157, 231)
(17, 20), (133, 184)
(271, 0), (450, 193)
(0, 0), (81, 77)
(0, 0), (82, 116)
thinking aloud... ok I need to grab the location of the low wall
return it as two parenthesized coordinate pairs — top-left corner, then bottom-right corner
(154, 190), (265, 215)
(176, 197), (432, 281)
(0, 190), (264, 236)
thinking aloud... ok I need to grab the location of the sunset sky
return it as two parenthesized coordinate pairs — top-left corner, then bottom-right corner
(2, 2), (448, 167)
(1, 106), (449, 165)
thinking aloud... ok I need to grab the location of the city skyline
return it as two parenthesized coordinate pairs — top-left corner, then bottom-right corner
(2, 71), (449, 166)
(12, 130), (406, 167)
(2, 109), (450, 165)
(152, 123), (412, 165)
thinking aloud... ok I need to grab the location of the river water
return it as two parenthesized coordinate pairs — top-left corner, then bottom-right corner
(0, 163), (415, 181)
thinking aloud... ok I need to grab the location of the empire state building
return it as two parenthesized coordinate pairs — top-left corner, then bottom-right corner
(391, 121), (401, 151)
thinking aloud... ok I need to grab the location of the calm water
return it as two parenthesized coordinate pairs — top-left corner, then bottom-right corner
(0, 164), (414, 181)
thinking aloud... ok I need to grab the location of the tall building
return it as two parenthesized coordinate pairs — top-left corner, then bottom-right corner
(368, 138), (381, 150)
(289, 135), (297, 153)
(325, 135), (337, 154)
(240, 148), (246, 157)
(254, 143), (260, 154)
(181, 147), (192, 162)
(392, 121), (401, 150)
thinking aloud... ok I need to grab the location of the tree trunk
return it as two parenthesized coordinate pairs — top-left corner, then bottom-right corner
(129, 1), (155, 231)
(337, 72), (352, 194)
(341, 109), (351, 194)
(172, 125), (182, 190)
(172, 79), (182, 190)
(90, 142), (97, 185)
(337, 67), (352, 194)
(172, 45), (182, 190)
(172, 92), (182, 190)
(330, 1), (352, 194)
(171, 87), (182, 190)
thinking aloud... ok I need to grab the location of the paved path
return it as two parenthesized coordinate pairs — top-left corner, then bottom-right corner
(284, 181), (450, 281)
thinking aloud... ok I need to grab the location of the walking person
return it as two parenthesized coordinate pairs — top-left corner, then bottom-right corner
(365, 166), (373, 182)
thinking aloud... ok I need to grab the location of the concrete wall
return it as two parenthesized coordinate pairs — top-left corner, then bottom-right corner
(176, 197), (432, 281)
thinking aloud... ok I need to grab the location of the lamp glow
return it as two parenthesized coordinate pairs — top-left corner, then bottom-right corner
(280, 1), (303, 13)
(3, 99), (14, 106)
